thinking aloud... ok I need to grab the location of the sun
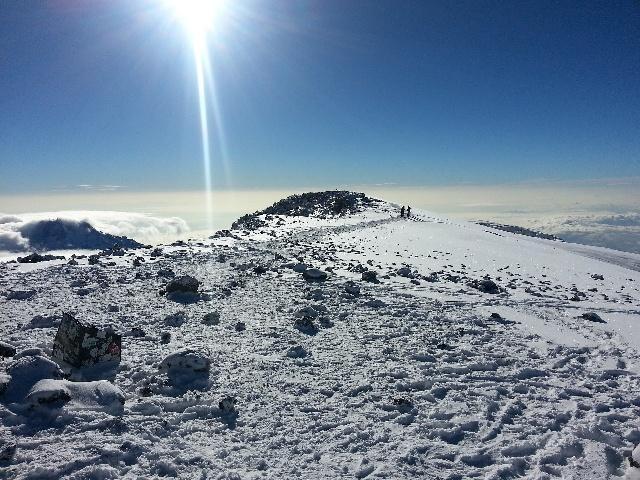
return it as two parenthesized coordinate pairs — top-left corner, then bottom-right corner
(165, 0), (227, 37)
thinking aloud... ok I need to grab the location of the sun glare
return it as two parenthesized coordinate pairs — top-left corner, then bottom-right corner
(166, 0), (226, 37)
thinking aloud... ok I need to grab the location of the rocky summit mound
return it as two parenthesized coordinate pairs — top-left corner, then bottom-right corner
(232, 191), (380, 230)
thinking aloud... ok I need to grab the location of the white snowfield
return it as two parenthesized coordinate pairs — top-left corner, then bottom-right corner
(1, 197), (640, 479)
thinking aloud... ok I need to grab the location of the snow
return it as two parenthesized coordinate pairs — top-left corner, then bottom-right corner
(1, 193), (640, 478)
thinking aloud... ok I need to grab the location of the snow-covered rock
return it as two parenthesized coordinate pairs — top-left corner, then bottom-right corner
(26, 379), (125, 415)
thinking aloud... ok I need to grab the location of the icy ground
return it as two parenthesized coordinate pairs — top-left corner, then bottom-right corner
(1, 194), (640, 479)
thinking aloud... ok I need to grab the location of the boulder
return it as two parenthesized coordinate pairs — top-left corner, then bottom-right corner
(166, 275), (199, 294)
(159, 350), (211, 377)
(0, 341), (16, 358)
(361, 271), (379, 283)
(345, 282), (360, 295)
(581, 312), (606, 323)
(202, 312), (221, 325)
(3, 355), (63, 401)
(51, 313), (121, 368)
(303, 268), (327, 281)
(164, 311), (188, 327)
(26, 379), (125, 415)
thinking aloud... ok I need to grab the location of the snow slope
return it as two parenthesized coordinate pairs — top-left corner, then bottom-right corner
(1, 193), (639, 479)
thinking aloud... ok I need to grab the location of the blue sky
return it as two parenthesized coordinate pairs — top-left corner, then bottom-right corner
(1, 0), (639, 194)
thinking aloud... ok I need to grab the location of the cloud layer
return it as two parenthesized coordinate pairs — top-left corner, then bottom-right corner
(0, 211), (189, 253)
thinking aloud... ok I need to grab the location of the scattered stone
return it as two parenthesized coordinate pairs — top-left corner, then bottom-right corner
(219, 396), (236, 412)
(468, 278), (503, 294)
(286, 345), (308, 358)
(128, 327), (146, 338)
(4, 290), (36, 301)
(159, 350), (211, 375)
(150, 247), (163, 257)
(16, 253), (65, 263)
(235, 322), (246, 332)
(361, 271), (379, 283)
(591, 274), (604, 280)
(157, 268), (175, 278)
(164, 311), (188, 327)
(364, 299), (387, 308)
(88, 254), (100, 265)
(0, 440), (17, 462)
(0, 341), (16, 358)
(108, 304), (120, 313)
(294, 317), (318, 335)
(291, 263), (308, 273)
(52, 313), (121, 367)
(160, 332), (171, 344)
(165, 275), (200, 294)
(202, 312), (221, 325)
(397, 267), (413, 278)
(296, 306), (320, 319)
(581, 312), (606, 323)
(345, 282), (360, 295)
(303, 268), (328, 281)
(253, 265), (267, 275)
(24, 314), (61, 329)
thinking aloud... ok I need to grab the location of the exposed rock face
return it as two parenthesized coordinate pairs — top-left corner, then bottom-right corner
(52, 313), (121, 367)
(232, 191), (379, 230)
(18, 219), (141, 251)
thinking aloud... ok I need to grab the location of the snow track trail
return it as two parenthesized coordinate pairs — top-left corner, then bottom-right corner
(1, 197), (640, 479)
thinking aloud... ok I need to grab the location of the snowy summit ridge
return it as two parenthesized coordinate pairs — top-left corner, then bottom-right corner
(1, 190), (640, 479)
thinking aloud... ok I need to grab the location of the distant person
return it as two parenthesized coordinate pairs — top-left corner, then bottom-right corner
(400, 206), (405, 218)
(407, 206), (411, 218)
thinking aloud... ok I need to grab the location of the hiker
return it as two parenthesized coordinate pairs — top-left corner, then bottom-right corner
(407, 206), (411, 218)
(400, 206), (405, 218)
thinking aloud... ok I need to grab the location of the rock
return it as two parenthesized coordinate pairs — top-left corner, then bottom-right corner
(108, 304), (120, 313)
(4, 290), (36, 301)
(581, 312), (606, 323)
(88, 254), (100, 265)
(26, 379), (125, 415)
(67, 258), (78, 266)
(166, 275), (200, 294)
(52, 313), (121, 367)
(0, 440), (17, 462)
(219, 396), (236, 412)
(361, 271), (379, 283)
(292, 263), (308, 273)
(159, 349), (211, 375)
(157, 268), (175, 278)
(160, 332), (171, 344)
(0, 373), (11, 395)
(364, 299), (386, 308)
(286, 345), (308, 358)
(345, 282), (360, 295)
(235, 322), (246, 332)
(295, 306), (319, 319)
(397, 267), (413, 278)
(303, 268), (328, 281)
(468, 278), (503, 294)
(202, 312), (221, 325)
(164, 311), (188, 327)
(150, 247), (163, 257)
(253, 265), (267, 275)
(591, 274), (604, 280)
(490, 312), (502, 320)
(0, 341), (16, 358)
(294, 317), (318, 335)
(3, 355), (64, 401)
(24, 314), (62, 329)
(16, 253), (65, 263)
(127, 327), (146, 338)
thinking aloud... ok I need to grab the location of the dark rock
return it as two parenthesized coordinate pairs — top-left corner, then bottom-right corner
(235, 322), (246, 332)
(0, 341), (16, 358)
(591, 274), (604, 280)
(361, 271), (379, 283)
(468, 278), (503, 294)
(219, 396), (236, 412)
(581, 312), (606, 323)
(160, 332), (171, 344)
(52, 313), (121, 367)
(253, 265), (267, 275)
(16, 253), (65, 263)
(88, 255), (100, 265)
(5, 290), (36, 301)
(303, 268), (328, 282)
(166, 275), (199, 294)
(202, 312), (221, 325)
